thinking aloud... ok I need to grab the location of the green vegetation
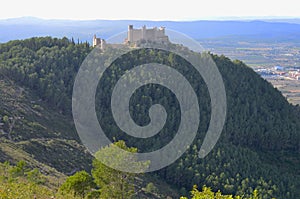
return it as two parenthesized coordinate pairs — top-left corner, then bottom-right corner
(0, 150), (264, 199)
(0, 66), (93, 174)
(0, 158), (175, 198)
(0, 37), (90, 114)
(0, 161), (56, 198)
(180, 185), (268, 199)
(0, 37), (299, 198)
(0, 160), (95, 199)
(92, 141), (138, 199)
(60, 170), (95, 198)
(60, 140), (166, 198)
(0, 154), (276, 199)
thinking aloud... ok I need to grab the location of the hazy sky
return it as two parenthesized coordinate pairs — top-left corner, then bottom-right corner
(1, 0), (300, 20)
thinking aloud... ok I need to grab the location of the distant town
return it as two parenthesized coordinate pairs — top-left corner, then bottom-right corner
(201, 38), (300, 104)
(255, 66), (300, 80)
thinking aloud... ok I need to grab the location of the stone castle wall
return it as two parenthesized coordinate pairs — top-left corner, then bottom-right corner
(127, 25), (169, 43)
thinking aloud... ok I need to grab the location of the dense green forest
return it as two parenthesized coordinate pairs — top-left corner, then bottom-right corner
(0, 37), (299, 198)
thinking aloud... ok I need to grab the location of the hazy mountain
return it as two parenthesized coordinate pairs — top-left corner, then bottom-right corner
(1, 17), (300, 43)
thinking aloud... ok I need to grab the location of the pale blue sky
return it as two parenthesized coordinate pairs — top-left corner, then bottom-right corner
(1, 0), (300, 20)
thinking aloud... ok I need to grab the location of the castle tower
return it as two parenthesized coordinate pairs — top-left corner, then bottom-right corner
(100, 39), (106, 50)
(154, 26), (157, 40)
(128, 25), (133, 43)
(142, 25), (146, 40)
(92, 35), (98, 47)
(160, 26), (165, 34)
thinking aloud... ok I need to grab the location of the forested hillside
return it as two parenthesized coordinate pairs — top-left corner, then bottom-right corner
(0, 37), (299, 198)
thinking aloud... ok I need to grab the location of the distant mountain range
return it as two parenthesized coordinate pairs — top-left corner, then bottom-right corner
(1, 17), (300, 43)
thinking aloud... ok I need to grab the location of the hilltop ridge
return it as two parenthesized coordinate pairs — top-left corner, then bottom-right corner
(0, 37), (299, 198)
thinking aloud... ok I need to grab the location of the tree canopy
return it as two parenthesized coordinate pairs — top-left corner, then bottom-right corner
(0, 37), (299, 198)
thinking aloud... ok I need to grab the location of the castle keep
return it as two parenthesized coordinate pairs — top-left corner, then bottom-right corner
(125, 25), (169, 43)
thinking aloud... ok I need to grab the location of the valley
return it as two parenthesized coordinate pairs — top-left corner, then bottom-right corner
(201, 38), (300, 105)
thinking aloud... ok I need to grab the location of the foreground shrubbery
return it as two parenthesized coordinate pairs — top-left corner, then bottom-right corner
(0, 161), (53, 198)
(180, 185), (275, 199)
(0, 148), (270, 199)
(0, 161), (84, 199)
(0, 158), (273, 199)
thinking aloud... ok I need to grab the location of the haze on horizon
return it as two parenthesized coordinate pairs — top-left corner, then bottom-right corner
(1, 0), (300, 21)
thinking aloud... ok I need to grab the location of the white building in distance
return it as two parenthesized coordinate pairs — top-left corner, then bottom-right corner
(125, 25), (169, 44)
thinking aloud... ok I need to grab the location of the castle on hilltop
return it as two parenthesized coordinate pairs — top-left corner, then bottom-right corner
(125, 25), (169, 44)
(92, 25), (169, 49)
